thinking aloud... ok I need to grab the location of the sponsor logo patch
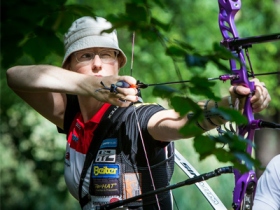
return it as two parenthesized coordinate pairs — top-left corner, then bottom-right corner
(95, 149), (116, 163)
(91, 179), (120, 196)
(91, 164), (120, 178)
(100, 138), (117, 149)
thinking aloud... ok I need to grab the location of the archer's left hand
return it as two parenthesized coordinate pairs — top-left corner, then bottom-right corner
(229, 78), (271, 113)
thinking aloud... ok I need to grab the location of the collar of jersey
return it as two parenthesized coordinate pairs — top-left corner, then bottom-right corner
(76, 103), (111, 127)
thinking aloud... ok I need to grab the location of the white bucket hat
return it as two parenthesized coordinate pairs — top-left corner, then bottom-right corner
(62, 16), (127, 68)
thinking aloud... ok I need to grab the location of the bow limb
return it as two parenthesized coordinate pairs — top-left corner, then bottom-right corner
(218, 0), (257, 209)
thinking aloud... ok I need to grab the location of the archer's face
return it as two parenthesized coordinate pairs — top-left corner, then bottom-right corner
(69, 47), (119, 77)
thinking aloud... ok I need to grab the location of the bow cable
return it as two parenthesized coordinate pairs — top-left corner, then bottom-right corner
(129, 31), (161, 209)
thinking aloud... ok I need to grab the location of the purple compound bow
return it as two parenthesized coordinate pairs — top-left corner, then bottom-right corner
(218, 0), (279, 209)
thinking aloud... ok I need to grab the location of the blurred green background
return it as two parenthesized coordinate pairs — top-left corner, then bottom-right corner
(1, 0), (279, 209)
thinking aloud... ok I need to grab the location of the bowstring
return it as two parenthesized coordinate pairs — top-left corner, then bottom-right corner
(130, 31), (161, 209)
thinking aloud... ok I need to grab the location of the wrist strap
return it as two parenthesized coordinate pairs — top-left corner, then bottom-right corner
(204, 100), (219, 126)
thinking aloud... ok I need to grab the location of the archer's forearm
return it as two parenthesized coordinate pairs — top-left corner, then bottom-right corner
(6, 65), (103, 96)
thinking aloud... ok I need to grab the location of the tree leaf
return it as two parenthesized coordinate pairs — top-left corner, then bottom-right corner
(170, 96), (201, 116)
(126, 3), (149, 22)
(212, 42), (235, 60)
(180, 122), (204, 138)
(23, 37), (49, 62)
(151, 17), (170, 32)
(215, 148), (234, 163)
(185, 54), (208, 68)
(193, 135), (216, 156)
(212, 107), (248, 125)
(152, 85), (179, 99)
(166, 45), (187, 57)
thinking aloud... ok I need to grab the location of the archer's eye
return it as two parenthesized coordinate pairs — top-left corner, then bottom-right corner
(74, 51), (94, 62)
(99, 50), (115, 59)
(98, 50), (119, 63)
(79, 53), (93, 61)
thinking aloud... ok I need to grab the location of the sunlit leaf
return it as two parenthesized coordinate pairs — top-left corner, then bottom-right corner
(215, 148), (234, 163)
(170, 96), (201, 115)
(151, 17), (170, 32)
(152, 85), (179, 99)
(212, 42), (235, 60)
(180, 122), (204, 137)
(212, 107), (248, 125)
(188, 86), (220, 101)
(193, 135), (215, 155)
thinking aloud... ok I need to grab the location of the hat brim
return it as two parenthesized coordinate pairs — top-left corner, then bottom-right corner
(62, 35), (127, 68)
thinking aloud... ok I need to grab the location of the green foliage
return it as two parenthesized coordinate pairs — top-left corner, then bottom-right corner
(193, 134), (261, 173)
(1, 0), (95, 68)
(171, 96), (202, 116)
(1, 0), (279, 209)
(152, 85), (181, 99)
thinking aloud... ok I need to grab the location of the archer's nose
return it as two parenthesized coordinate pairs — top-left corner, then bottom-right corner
(91, 55), (102, 71)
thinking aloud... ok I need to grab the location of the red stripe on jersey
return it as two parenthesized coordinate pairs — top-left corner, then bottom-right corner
(67, 103), (111, 154)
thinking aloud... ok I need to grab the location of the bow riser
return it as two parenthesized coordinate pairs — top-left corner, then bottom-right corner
(218, 0), (257, 209)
